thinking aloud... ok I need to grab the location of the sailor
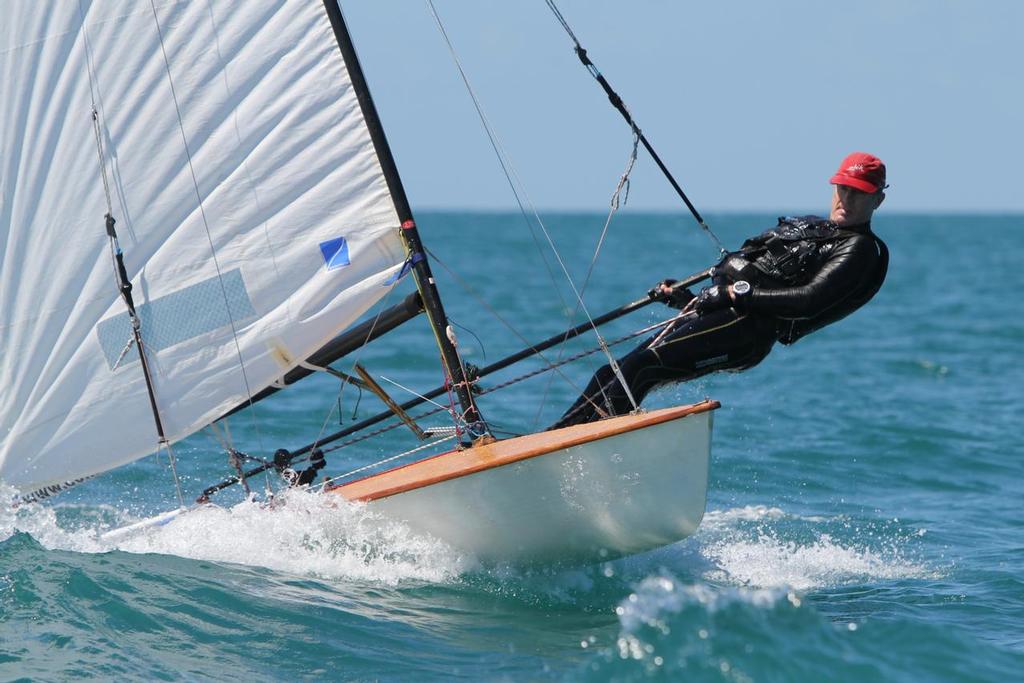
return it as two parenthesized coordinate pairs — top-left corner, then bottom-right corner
(551, 152), (890, 428)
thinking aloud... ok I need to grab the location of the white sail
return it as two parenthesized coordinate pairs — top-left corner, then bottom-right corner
(0, 1), (407, 496)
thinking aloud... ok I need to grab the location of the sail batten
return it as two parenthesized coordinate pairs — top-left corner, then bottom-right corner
(1, 1), (409, 495)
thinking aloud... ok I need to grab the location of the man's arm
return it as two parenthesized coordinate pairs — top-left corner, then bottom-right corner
(739, 235), (879, 319)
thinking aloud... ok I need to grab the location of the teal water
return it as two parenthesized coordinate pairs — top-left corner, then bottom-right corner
(2, 212), (1022, 681)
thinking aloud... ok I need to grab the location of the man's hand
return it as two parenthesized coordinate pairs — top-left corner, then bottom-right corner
(649, 278), (695, 310)
(689, 284), (735, 315)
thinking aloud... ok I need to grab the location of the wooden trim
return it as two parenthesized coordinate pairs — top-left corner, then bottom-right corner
(327, 400), (719, 502)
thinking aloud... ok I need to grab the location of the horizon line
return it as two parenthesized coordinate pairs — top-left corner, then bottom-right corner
(411, 207), (1024, 217)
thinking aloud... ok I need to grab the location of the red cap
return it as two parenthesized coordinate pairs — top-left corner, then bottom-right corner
(830, 152), (887, 193)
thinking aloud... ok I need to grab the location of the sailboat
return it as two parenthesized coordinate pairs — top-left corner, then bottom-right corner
(0, 1), (717, 565)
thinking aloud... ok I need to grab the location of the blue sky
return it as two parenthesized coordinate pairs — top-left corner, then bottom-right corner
(342, 2), (1023, 213)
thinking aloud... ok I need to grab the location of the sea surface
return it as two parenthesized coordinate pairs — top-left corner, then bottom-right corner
(2, 212), (1022, 681)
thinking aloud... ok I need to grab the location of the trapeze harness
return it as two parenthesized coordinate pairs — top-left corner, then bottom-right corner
(718, 216), (853, 287)
(551, 216), (889, 428)
(716, 215), (889, 343)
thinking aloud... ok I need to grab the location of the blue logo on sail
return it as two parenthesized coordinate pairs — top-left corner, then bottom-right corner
(319, 237), (351, 271)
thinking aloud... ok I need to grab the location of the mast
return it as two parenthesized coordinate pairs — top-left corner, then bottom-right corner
(320, 1), (489, 438)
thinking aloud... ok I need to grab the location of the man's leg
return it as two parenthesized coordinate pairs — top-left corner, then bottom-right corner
(551, 310), (777, 429)
(550, 343), (658, 429)
(641, 309), (777, 384)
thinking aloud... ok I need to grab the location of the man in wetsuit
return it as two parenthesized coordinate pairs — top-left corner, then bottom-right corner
(552, 152), (890, 429)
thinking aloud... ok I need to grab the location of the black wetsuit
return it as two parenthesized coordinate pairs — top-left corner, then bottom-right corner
(552, 216), (889, 428)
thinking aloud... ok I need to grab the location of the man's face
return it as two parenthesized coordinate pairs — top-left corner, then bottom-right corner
(830, 184), (884, 225)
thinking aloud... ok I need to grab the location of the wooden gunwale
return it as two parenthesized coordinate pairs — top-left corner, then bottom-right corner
(327, 400), (719, 502)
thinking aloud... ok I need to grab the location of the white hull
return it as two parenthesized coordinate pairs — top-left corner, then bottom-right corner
(331, 402), (715, 565)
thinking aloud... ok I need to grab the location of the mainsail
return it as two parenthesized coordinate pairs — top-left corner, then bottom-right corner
(0, 1), (409, 496)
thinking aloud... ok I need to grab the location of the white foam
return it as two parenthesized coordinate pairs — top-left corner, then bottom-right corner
(697, 505), (934, 591)
(702, 505), (788, 526)
(1, 489), (107, 553)
(703, 532), (931, 590)
(608, 506), (936, 663)
(703, 504), (832, 527)
(2, 485), (474, 584)
(615, 574), (786, 633)
(608, 573), (796, 668)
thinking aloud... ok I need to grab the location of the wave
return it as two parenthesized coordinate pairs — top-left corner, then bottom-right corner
(2, 485), (472, 584)
(695, 504), (934, 591)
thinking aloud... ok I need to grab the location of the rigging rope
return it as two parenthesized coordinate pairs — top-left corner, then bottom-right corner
(80, 1), (185, 505)
(378, 375), (457, 417)
(543, 0), (727, 256)
(424, 0), (570, 318)
(424, 0), (637, 410)
(318, 432), (459, 487)
(424, 247), (609, 420)
(312, 314), (680, 461)
(195, 278), (711, 500)
(308, 284), (402, 449)
(148, 2), (268, 473)
(533, 129), (643, 427)
(163, 445), (186, 507)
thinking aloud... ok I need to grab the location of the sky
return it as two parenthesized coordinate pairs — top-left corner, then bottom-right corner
(341, 1), (1023, 213)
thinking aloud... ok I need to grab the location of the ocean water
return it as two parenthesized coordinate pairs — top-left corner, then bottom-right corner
(2, 212), (1022, 681)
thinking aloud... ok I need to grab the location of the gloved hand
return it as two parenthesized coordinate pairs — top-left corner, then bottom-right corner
(691, 284), (733, 315)
(648, 278), (695, 310)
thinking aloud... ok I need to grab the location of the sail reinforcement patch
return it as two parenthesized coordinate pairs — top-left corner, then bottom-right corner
(96, 269), (256, 370)
(319, 236), (351, 271)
